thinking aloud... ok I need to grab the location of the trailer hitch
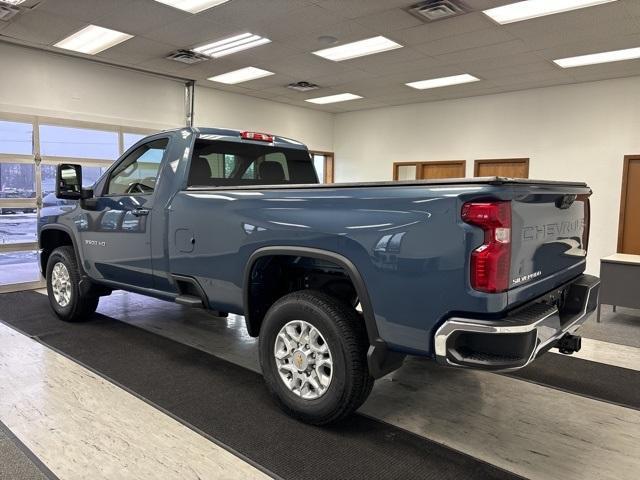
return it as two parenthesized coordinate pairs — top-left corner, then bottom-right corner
(556, 333), (582, 355)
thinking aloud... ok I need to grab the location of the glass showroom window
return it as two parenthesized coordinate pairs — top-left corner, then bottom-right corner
(123, 132), (147, 151)
(0, 118), (39, 288)
(40, 124), (119, 160)
(0, 120), (33, 155)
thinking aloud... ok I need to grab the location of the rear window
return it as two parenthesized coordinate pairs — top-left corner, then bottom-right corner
(188, 139), (318, 187)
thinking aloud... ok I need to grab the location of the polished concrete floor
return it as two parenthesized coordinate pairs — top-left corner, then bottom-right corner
(1, 289), (639, 480)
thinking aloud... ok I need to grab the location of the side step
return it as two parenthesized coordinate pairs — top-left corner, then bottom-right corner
(175, 294), (204, 308)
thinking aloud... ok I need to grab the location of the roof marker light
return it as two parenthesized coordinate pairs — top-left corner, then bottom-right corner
(241, 131), (274, 142)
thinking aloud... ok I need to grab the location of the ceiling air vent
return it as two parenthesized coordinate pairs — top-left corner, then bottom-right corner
(0, 4), (20, 21)
(407, 0), (468, 22)
(287, 81), (320, 92)
(166, 49), (209, 65)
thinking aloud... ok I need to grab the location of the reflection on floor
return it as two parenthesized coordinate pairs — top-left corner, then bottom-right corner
(68, 290), (640, 480)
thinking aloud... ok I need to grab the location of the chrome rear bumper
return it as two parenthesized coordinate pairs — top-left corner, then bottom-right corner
(434, 274), (600, 371)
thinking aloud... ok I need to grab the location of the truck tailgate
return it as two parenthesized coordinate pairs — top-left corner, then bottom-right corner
(508, 184), (591, 305)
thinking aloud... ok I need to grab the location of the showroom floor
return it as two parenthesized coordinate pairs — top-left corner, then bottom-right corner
(0, 290), (638, 480)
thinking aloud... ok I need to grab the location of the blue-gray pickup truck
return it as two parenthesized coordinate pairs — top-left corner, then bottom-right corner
(39, 127), (600, 424)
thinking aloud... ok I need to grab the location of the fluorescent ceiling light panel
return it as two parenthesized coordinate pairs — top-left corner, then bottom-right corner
(554, 46), (640, 68)
(208, 67), (274, 84)
(406, 74), (480, 90)
(305, 93), (362, 104)
(194, 33), (271, 58)
(152, 0), (230, 14)
(312, 36), (402, 61)
(54, 25), (133, 55)
(483, 0), (617, 25)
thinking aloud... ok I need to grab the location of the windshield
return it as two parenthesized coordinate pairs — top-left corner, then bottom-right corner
(188, 139), (318, 187)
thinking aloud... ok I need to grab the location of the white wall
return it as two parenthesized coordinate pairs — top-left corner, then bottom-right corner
(0, 42), (334, 151)
(194, 86), (334, 152)
(334, 77), (640, 273)
(0, 42), (185, 130)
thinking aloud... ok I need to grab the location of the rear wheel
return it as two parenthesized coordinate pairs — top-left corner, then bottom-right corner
(46, 246), (99, 322)
(259, 290), (374, 425)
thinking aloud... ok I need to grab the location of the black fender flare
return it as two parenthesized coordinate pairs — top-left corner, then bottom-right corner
(243, 246), (405, 378)
(39, 224), (82, 273)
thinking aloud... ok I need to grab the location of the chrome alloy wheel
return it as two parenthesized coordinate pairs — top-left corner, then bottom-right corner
(274, 320), (333, 400)
(51, 262), (72, 308)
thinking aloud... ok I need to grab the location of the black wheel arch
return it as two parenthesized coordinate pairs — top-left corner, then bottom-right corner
(39, 224), (83, 278)
(243, 246), (405, 378)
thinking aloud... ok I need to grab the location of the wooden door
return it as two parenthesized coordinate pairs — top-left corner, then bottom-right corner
(618, 156), (640, 254)
(311, 151), (334, 183)
(474, 158), (529, 178)
(420, 161), (466, 179)
(393, 161), (466, 180)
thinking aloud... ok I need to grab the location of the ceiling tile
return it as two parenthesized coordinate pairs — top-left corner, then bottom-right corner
(97, 37), (177, 64)
(266, 53), (353, 78)
(278, 20), (375, 54)
(310, 0), (416, 19)
(537, 33), (640, 61)
(141, 14), (242, 47)
(35, 0), (134, 23)
(137, 57), (193, 75)
(1, 9), (86, 45)
(413, 27), (517, 56)
(433, 39), (531, 65)
(390, 12), (497, 46)
(312, 68), (376, 86)
(354, 8), (423, 33)
(95, 0), (189, 36)
(250, 4), (348, 43)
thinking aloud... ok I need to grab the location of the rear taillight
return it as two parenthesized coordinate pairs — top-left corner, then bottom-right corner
(241, 131), (273, 142)
(461, 201), (512, 293)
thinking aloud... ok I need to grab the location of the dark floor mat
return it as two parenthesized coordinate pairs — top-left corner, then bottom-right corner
(508, 353), (640, 410)
(0, 291), (520, 480)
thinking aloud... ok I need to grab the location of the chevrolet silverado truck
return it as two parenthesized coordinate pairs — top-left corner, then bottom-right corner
(39, 127), (600, 424)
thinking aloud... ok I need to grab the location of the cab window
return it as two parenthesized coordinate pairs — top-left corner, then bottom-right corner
(188, 140), (316, 187)
(107, 138), (168, 195)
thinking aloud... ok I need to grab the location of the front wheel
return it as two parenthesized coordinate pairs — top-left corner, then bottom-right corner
(46, 246), (99, 322)
(259, 290), (374, 425)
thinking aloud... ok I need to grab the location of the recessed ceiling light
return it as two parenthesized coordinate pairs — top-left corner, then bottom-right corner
(208, 67), (274, 84)
(305, 93), (362, 104)
(312, 36), (402, 62)
(194, 33), (271, 58)
(152, 0), (230, 14)
(483, 0), (617, 25)
(554, 46), (640, 68)
(406, 74), (480, 90)
(54, 25), (133, 55)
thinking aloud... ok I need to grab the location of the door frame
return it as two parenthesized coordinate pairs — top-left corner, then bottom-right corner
(393, 160), (466, 180)
(474, 158), (529, 178)
(617, 155), (640, 252)
(310, 151), (334, 183)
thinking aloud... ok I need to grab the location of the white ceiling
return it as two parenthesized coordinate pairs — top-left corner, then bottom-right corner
(2, 0), (640, 112)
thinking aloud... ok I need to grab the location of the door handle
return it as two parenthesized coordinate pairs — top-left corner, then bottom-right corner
(131, 208), (150, 216)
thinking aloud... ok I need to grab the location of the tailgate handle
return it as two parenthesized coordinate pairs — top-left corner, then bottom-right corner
(556, 194), (577, 209)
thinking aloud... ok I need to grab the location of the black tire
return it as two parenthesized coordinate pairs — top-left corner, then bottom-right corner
(46, 246), (99, 322)
(259, 290), (374, 425)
